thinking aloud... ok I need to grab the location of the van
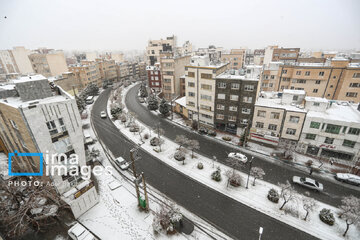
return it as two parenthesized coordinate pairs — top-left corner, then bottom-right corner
(85, 96), (94, 105)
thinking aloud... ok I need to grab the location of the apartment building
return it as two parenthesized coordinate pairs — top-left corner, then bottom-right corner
(95, 59), (117, 83)
(116, 62), (130, 82)
(276, 61), (360, 102)
(195, 45), (223, 62)
(245, 49), (265, 66)
(260, 62), (283, 92)
(0, 75), (98, 218)
(297, 97), (360, 163)
(185, 56), (228, 126)
(111, 53), (124, 63)
(69, 62), (101, 89)
(11, 47), (34, 74)
(147, 64), (161, 92)
(160, 52), (191, 100)
(180, 75), (186, 97)
(214, 69), (259, 135)
(250, 90), (307, 146)
(0, 50), (19, 75)
(49, 72), (82, 95)
(264, 46), (300, 66)
(146, 35), (176, 65)
(29, 50), (68, 77)
(138, 61), (147, 81)
(221, 49), (246, 70)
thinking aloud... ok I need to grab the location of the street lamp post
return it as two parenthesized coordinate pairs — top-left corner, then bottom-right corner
(246, 156), (254, 189)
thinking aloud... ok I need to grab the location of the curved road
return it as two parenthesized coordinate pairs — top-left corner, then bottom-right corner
(92, 88), (317, 240)
(125, 84), (360, 207)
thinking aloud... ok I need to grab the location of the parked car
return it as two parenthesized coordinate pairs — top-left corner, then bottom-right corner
(84, 132), (94, 145)
(292, 176), (323, 191)
(85, 96), (94, 105)
(228, 152), (248, 163)
(207, 130), (217, 136)
(68, 223), (96, 240)
(100, 111), (107, 118)
(198, 127), (208, 135)
(114, 157), (130, 170)
(335, 173), (360, 186)
(139, 98), (145, 103)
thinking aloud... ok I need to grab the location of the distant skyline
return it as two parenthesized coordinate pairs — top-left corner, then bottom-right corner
(0, 0), (359, 52)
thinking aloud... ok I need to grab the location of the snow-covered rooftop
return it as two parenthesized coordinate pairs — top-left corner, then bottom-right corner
(255, 97), (306, 112)
(307, 102), (360, 123)
(216, 70), (259, 81)
(12, 74), (47, 83)
(283, 89), (306, 95)
(175, 96), (186, 107)
(305, 96), (329, 103)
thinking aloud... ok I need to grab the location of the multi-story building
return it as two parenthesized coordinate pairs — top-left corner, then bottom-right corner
(138, 62), (147, 81)
(276, 61), (360, 102)
(146, 35), (176, 66)
(0, 75), (99, 218)
(245, 49), (265, 66)
(160, 52), (191, 100)
(49, 72), (82, 95)
(69, 62), (101, 89)
(185, 56), (228, 126)
(260, 62), (283, 92)
(214, 69), (259, 135)
(297, 97), (360, 163)
(0, 50), (19, 75)
(116, 62), (130, 82)
(29, 50), (68, 77)
(180, 75), (186, 97)
(221, 49), (246, 70)
(250, 90), (307, 146)
(111, 53), (124, 63)
(11, 47), (33, 74)
(264, 46), (300, 66)
(195, 45), (223, 62)
(95, 59), (117, 83)
(147, 64), (162, 92)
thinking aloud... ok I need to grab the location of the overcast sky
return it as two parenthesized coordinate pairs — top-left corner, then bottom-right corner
(0, 0), (359, 52)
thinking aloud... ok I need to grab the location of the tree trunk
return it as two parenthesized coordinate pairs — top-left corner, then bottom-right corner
(252, 177), (256, 186)
(280, 200), (287, 210)
(191, 150), (194, 158)
(303, 211), (309, 221)
(343, 223), (350, 237)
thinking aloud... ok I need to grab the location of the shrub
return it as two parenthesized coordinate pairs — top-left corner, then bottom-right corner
(174, 151), (185, 161)
(150, 137), (159, 146)
(208, 130), (217, 136)
(267, 188), (280, 203)
(305, 160), (313, 167)
(129, 124), (139, 132)
(120, 114), (127, 122)
(191, 120), (198, 130)
(197, 162), (204, 169)
(144, 133), (149, 139)
(222, 136), (232, 141)
(319, 208), (335, 226)
(211, 167), (222, 182)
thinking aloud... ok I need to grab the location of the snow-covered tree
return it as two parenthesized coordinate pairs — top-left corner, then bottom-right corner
(226, 156), (245, 174)
(250, 167), (265, 186)
(302, 195), (317, 221)
(159, 98), (170, 116)
(84, 83), (99, 96)
(278, 181), (298, 210)
(338, 195), (360, 237)
(147, 94), (159, 110)
(110, 105), (122, 119)
(175, 135), (188, 150)
(187, 139), (200, 158)
(225, 170), (242, 187)
(152, 203), (182, 234)
(138, 126), (145, 143)
(139, 84), (148, 98)
(75, 95), (86, 113)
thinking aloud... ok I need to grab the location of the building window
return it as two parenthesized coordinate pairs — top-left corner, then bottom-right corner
(231, 83), (240, 89)
(324, 137), (334, 144)
(201, 73), (212, 79)
(313, 89), (318, 93)
(313, 102), (320, 106)
(352, 73), (360, 78)
(346, 92), (358, 97)
(188, 101), (195, 107)
(201, 114), (212, 119)
(217, 104), (225, 110)
(217, 93), (225, 99)
(230, 95), (239, 101)
(242, 108), (251, 114)
(343, 139), (356, 148)
(200, 94), (211, 101)
(325, 124), (341, 134)
(349, 83), (360, 88)
(296, 71), (301, 75)
(229, 106), (238, 111)
(305, 134), (316, 140)
(270, 112), (280, 119)
(188, 72), (195, 77)
(282, 70), (287, 74)
(188, 92), (195, 97)
(289, 116), (300, 123)
(348, 127), (360, 135)
(305, 71), (310, 76)
(271, 75), (275, 79)
(319, 72), (324, 76)
(268, 124), (277, 131)
(188, 82), (195, 87)
(286, 128), (296, 135)
(310, 121), (321, 129)
(293, 95), (299, 101)
(200, 105), (211, 111)
(257, 110), (266, 117)
(201, 84), (212, 90)
(216, 114), (224, 120)
(163, 78), (171, 83)
(244, 85), (254, 91)
(243, 96), (253, 103)
(10, 120), (18, 129)
(256, 122), (264, 128)
(217, 82), (226, 88)
(228, 116), (237, 122)
(315, 80), (321, 84)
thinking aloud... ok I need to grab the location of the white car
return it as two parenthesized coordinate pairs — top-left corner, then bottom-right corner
(100, 111), (107, 118)
(292, 176), (324, 191)
(335, 173), (360, 186)
(68, 223), (96, 240)
(115, 157), (130, 170)
(139, 98), (145, 103)
(228, 152), (248, 163)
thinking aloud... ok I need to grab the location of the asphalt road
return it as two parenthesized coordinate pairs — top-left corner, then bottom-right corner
(125, 84), (360, 207)
(92, 88), (318, 240)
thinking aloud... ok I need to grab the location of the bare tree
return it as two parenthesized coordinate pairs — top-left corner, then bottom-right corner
(302, 194), (317, 221)
(278, 181), (298, 210)
(175, 135), (188, 150)
(338, 195), (360, 237)
(187, 139), (200, 158)
(138, 126), (145, 143)
(226, 157), (245, 174)
(225, 170), (242, 187)
(250, 167), (265, 186)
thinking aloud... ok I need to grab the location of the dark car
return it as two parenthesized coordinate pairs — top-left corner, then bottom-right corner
(198, 127), (208, 135)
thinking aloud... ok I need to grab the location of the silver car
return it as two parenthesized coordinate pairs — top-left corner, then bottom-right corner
(335, 173), (360, 186)
(228, 152), (248, 163)
(292, 176), (324, 191)
(114, 157), (130, 170)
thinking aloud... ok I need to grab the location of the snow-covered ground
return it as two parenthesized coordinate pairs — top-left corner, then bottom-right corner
(80, 90), (229, 240)
(108, 83), (360, 240)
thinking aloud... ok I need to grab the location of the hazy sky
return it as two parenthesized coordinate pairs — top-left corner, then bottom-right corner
(0, 0), (359, 52)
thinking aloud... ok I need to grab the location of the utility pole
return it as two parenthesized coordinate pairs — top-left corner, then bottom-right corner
(246, 156), (254, 189)
(130, 148), (141, 207)
(141, 172), (149, 212)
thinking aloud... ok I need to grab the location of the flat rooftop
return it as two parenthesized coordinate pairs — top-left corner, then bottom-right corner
(307, 102), (360, 123)
(255, 97), (306, 113)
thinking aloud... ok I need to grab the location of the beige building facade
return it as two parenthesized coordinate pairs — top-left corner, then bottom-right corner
(29, 50), (68, 77)
(146, 35), (176, 65)
(69, 62), (101, 89)
(221, 49), (246, 69)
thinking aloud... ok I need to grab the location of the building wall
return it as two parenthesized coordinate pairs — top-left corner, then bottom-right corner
(252, 106), (285, 137)
(334, 67), (360, 102)
(280, 111), (306, 141)
(46, 51), (68, 76)
(69, 63), (101, 89)
(11, 47), (33, 74)
(221, 50), (245, 69)
(0, 50), (19, 74)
